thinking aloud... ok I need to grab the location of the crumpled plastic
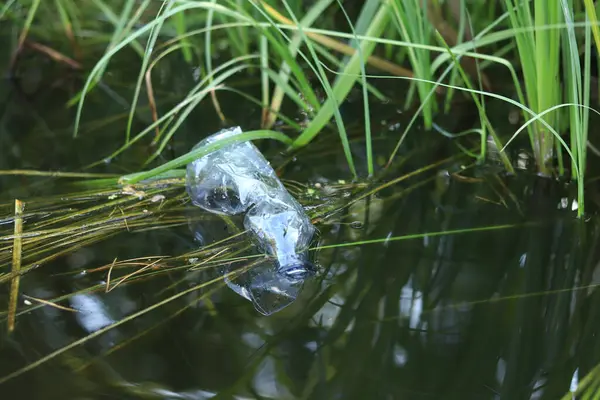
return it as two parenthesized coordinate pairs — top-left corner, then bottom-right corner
(186, 127), (316, 315)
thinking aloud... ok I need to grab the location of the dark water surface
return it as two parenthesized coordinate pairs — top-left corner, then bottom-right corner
(2, 27), (600, 400)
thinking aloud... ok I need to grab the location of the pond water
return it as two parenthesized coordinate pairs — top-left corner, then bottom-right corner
(1, 25), (600, 400)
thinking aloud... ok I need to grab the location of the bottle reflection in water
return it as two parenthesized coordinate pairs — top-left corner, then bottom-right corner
(186, 127), (316, 315)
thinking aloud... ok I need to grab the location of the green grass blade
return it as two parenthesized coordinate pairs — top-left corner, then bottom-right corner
(386, 61), (468, 167)
(120, 130), (293, 184)
(174, 10), (192, 63)
(278, 0), (357, 177)
(434, 31), (514, 173)
(335, 0), (374, 176)
(72, 2), (250, 139)
(260, 34), (270, 125)
(204, 0), (216, 81)
(124, 0), (173, 144)
(89, 0), (145, 56)
(0, 0), (17, 19)
(147, 65), (258, 163)
(584, 0), (600, 59)
(389, 0), (435, 128)
(290, 1), (392, 178)
(13, 0), (41, 58)
(261, 0), (332, 129)
(312, 41), (387, 101)
(87, 54), (259, 167)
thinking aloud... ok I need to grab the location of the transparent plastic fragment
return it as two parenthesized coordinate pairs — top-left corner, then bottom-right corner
(186, 126), (316, 315)
(244, 199), (314, 278)
(223, 259), (307, 315)
(186, 126), (278, 215)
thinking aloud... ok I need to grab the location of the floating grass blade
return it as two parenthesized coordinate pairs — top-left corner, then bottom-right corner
(0, 170), (118, 178)
(0, 272), (233, 385)
(315, 223), (528, 250)
(8, 199), (24, 333)
(120, 129), (293, 184)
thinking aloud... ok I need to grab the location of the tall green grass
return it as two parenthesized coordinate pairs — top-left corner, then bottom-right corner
(389, 0), (436, 130)
(503, 0), (562, 176)
(4, 0), (599, 215)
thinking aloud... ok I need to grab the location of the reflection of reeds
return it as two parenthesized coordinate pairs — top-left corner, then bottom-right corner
(0, 148), (454, 384)
(0, 157), (597, 398)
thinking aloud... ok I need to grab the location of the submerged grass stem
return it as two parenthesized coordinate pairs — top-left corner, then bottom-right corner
(8, 199), (24, 333)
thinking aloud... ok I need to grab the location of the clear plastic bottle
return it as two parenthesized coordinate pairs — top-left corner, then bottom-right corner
(186, 127), (316, 314)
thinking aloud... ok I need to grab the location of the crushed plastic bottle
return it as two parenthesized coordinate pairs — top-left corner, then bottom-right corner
(186, 126), (316, 315)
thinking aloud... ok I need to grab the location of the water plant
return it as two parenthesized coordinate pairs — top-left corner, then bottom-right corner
(2, 0), (600, 398)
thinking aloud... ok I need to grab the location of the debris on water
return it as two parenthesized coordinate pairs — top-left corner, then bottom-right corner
(223, 258), (310, 315)
(186, 126), (316, 315)
(122, 185), (145, 199)
(349, 221), (363, 229)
